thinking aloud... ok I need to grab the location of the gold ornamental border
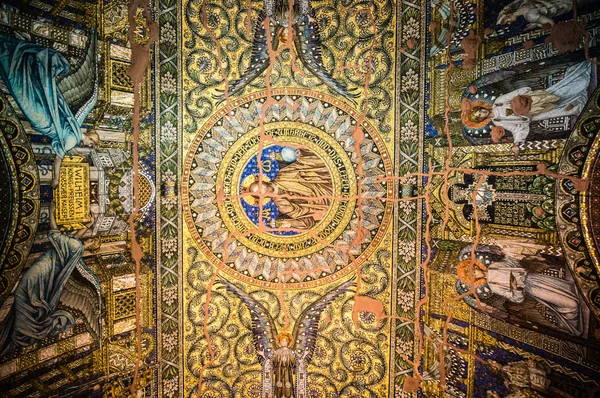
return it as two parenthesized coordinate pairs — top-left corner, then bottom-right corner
(580, 116), (600, 272)
(182, 89), (395, 289)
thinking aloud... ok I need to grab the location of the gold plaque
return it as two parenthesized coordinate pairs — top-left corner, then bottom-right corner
(55, 157), (90, 227)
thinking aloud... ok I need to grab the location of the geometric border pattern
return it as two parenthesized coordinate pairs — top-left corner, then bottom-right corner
(157, 0), (182, 395)
(394, 0), (424, 392)
(557, 87), (600, 321)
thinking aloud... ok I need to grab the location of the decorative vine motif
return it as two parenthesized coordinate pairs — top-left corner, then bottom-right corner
(394, 0), (423, 390)
(157, 0), (181, 395)
(182, 0), (395, 135)
(184, 249), (391, 397)
(179, 0), (401, 396)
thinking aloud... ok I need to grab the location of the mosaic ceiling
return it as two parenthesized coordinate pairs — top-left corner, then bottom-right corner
(0, 0), (599, 397)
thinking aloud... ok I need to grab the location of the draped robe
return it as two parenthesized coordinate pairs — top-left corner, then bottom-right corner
(0, 231), (86, 355)
(486, 257), (583, 336)
(272, 346), (297, 398)
(271, 149), (333, 230)
(0, 34), (81, 158)
(489, 62), (591, 143)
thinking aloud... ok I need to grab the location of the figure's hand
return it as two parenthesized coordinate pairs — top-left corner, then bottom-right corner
(511, 143), (520, 157)
(524, 23), (540, 31)
(473, 268), (487, 281)
(86, 212), (96, 227)
(279, 221), (292, 229)
(49, 200), (58, 230)
(53, 155), (62, 189)
(258, 349), (266, 359)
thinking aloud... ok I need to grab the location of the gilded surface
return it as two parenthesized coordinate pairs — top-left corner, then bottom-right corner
(180, 0), (397, 394)
(2, 0), (600, 396)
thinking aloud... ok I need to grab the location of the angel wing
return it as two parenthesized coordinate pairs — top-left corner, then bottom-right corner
(293, 14), (358, 100)
(463, 70), (517, 98)
(59, 267), (102, 341)
(291, 278), (356, 362)
(57, 28), (98, 126)
(216, 279), (278, 362)
(429, 0), (476, 58)
(467, 67), (561, 97)
(421, 326), (467, 383)
(226, 14), (283, 98)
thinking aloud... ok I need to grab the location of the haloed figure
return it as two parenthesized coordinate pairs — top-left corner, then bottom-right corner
(456, 244), (584, 336)
(258, 332), (309, 398)
(245, 147), (333, 230)
(261, 332), (306, 398)
(217, 278), (355, 398)
(462, 62), (591, 144)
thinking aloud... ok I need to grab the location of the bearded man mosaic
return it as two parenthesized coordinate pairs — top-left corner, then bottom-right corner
(0, 0), (599, 397)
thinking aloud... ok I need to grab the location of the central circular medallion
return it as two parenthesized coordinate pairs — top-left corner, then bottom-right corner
(217, 123), (357, 258)
(182, 90), (393, 287)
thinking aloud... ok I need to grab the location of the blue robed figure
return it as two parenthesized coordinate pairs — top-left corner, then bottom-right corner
(0, 203), (102, 355)
(0, 30), (100, 185)
(0, 31), (102, 354)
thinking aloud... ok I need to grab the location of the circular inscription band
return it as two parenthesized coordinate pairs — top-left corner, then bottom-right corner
(182, 89), (393, 288)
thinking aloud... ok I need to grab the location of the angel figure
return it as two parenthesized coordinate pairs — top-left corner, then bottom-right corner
(260, 331), (306, 398)
(217, 278), (355, 398)
(0, 29), (100, 188)
(0, 201), (102, 355)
